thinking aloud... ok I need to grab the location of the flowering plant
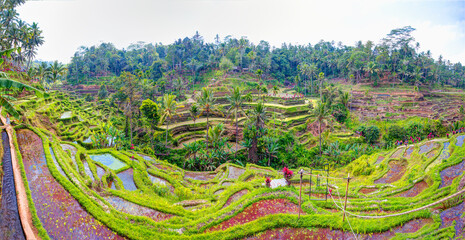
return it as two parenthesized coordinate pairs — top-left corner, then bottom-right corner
(265, 177), (271, 188)
(282, 167), (293, 185)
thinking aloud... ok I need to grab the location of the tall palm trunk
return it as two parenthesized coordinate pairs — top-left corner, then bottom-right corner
(165, 118), (169, 146)
(235, 109), (238, 157)
(129, 111), (133, 146)
(319, 120), (322, 156)
(206, 110), (210, 157)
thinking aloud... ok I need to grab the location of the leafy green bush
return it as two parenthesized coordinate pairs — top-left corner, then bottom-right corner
(347, 155), (373, 176)
(384, 125), (406, 142)
(364, 125), (380, 144)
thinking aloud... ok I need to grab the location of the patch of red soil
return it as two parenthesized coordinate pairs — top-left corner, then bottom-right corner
(375, 156), (385, 164)
(359, 188), (377, 194)
(17, 129), (124, 239)
(153, 164), (173, 171)
(394, 181), (428, 198)
(419, 142), (439, 154)
(184, 171), (216, 181)
(208, 199), (303, 232)
(439, 160), (465, 188)
(223, 189), (249, 208)
(440, 201), (465, 237)
(307, 120), (327, 137)
(390, 148), (403, 159)
(404, 147), (414, 158)
(426, 149), (438, 158)
(374, 161), (407, 184)
(244, 218), (433, 239)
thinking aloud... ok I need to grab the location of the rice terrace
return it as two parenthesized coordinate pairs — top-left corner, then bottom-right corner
(1, 0), (465, 239)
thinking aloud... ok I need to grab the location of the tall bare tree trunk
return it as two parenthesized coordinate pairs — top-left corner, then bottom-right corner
(319, 120), (322, 157)
(165, 119), (169, 146)
(235, 109), (238, 157)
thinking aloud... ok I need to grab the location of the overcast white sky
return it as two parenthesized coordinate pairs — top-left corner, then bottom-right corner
(17, 0), (465, 64)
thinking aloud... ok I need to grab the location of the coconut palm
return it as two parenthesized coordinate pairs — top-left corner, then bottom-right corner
(272, 85), (279, 96)
(160, 94), (178, 146)
(189, 103), (200, 127)
(49, 60), (67, 83)
(265, 137), (280, 166)
(261, 86), (268, 101)
(197, 87), (219, 154)
(340, 92), (350, 110)
(312, 102), (330, 157)
(227, 86), (244, 157)
(247, 102), (267, 162)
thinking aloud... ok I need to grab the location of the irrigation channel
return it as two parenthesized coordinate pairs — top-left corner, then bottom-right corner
(0, 131), (26, 240)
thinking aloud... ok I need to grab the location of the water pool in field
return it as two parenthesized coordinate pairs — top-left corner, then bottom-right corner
(60, 111), (72, 119)
(89, 153), (127, 170)
(117, 168), (137, 191)
(456, 135), (465, 147)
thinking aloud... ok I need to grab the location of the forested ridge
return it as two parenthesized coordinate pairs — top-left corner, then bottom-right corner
(65, 27), (465, 92)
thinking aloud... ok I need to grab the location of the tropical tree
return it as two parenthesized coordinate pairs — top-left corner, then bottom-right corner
(189, 103), (200, 126)
(183, 141), (201, 169)
(265, 137), (280, 166)
(247, 102), (267, 162)
(340, 92), (350, 110)
(160, 94), (178, 146)
(140, 98), (160, 148)
(272, 85), (279, 96)
(312, 102), (330, 156)
(117, 72), (141, 146)
(227, 86), (244, 156)
(0, 74), (44, 119)
(197, 87), (219, 154)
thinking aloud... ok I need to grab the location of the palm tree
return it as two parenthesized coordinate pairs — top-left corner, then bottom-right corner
(265, 137), (280, 166)
(261, 86), (268, 101)
(247, 102), (267, 162)
(197, 87), (218, 154)
(189, 104), (200, 127)
(160, 94), (178, 146)
(49, 60), (67, 84)
(340, 92), (350, 110)
(364, 61), (379, 86)
(272, 85), (279, 96)
(227, 86), (244, 157)
(312, 102), (330, 157)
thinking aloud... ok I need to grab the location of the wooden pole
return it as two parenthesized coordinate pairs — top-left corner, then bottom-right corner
(298, 169), (303, 219)
(342, 173), (351, 222)
(309, 169), (312, 198)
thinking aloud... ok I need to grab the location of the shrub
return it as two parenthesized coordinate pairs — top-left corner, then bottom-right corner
(347, 155), (373, 176)
(384, 125), (406, 142)
(365, 125), (380, 144)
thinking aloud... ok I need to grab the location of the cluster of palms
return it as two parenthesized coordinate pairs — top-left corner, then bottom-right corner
(179, 83), (283, 170)
(1, 0), (44, 70)
(27, 61), (67, 90)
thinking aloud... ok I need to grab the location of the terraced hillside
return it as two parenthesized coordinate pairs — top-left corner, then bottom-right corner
(7, 122), (464, 239)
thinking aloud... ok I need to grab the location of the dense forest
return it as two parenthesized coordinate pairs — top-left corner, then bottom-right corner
(64, 27), (465, 93)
